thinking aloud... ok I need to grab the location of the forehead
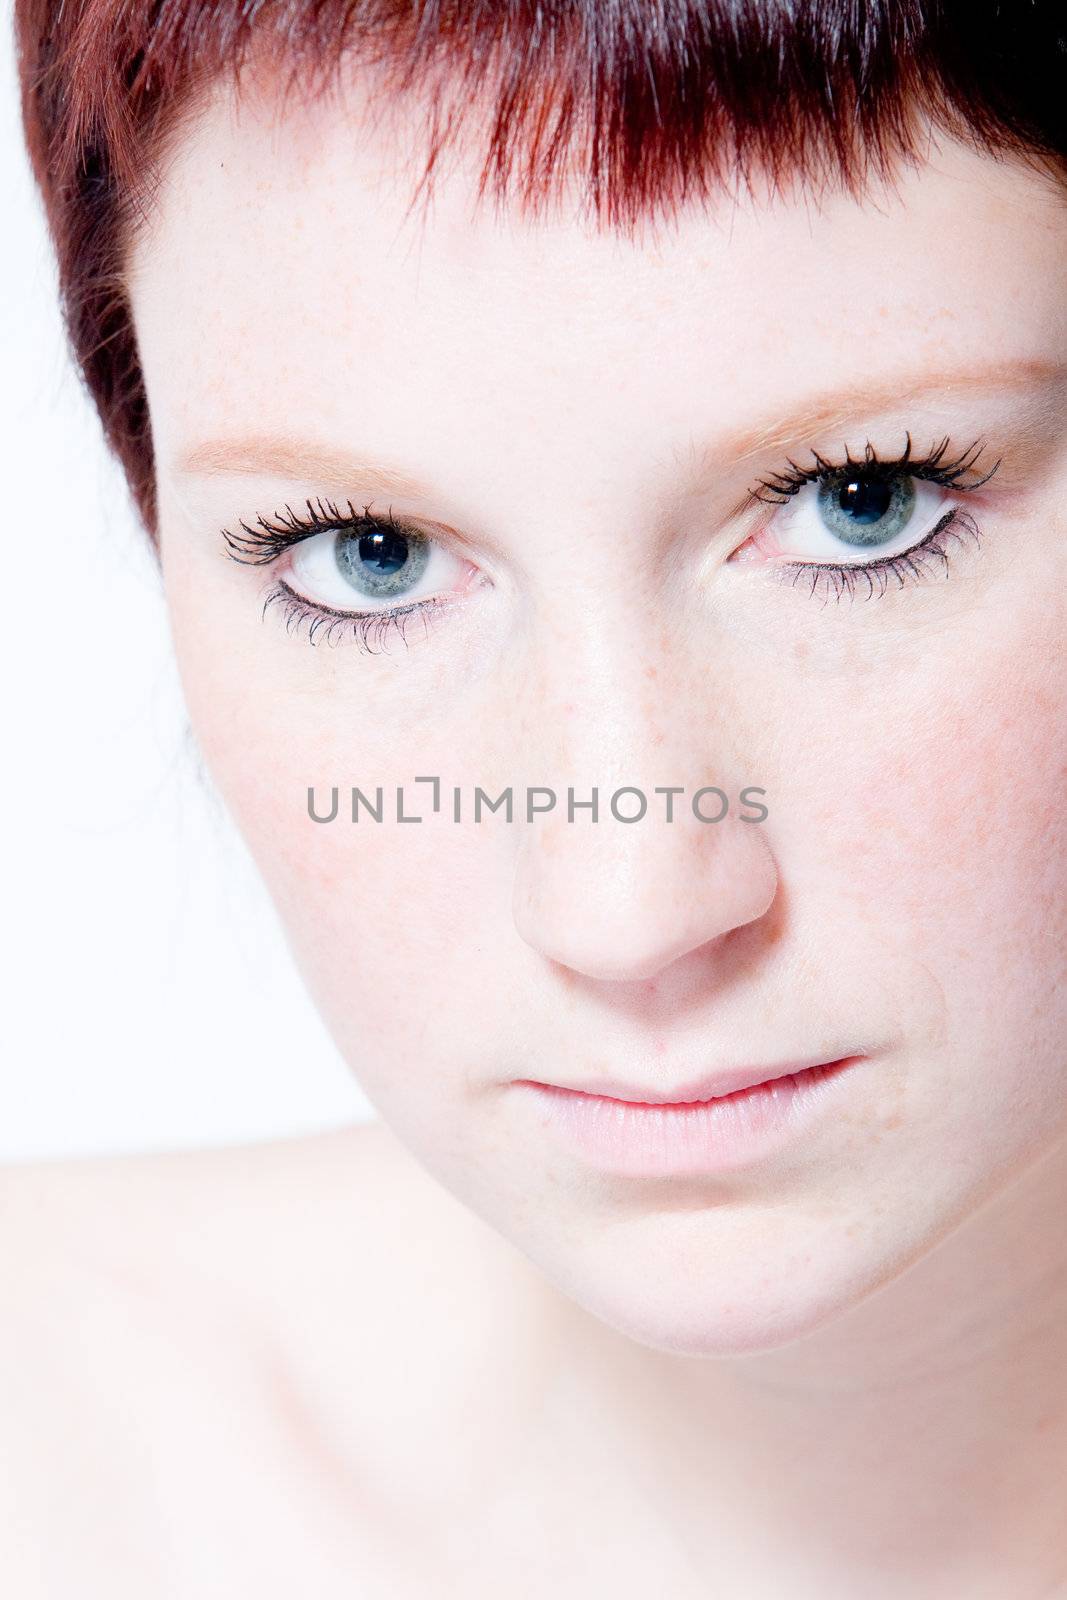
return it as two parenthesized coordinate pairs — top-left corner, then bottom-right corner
(129, 71), (1067, 501)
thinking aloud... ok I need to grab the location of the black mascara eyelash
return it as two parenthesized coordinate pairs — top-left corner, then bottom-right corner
(260, 581), (452, 652)
(222, 496), (408, 565)
(223, 496), (450, 652)
(751, 433), (1000, 504)
(748, 434), (999, 605)
(777, 508), (983, 605)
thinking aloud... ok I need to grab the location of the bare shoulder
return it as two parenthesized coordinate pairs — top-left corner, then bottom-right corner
(0, 1123), (492, 1595)
(0, 1115), (513, 1428)
(0, 1123), (392, 1411)
(0, 1118), (447, 1331)
(0, 1121), (352, 1265)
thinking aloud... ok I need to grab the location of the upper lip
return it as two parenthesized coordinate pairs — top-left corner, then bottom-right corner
(518, 1055), (859, 1105)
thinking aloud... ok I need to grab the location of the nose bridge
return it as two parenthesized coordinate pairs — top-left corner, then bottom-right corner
(508, 636), (777, 984)
(512, 589), (725, 784)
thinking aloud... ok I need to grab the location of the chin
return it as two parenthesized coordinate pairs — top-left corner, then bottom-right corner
(520, 1205), (929, 1360)
(571, 1283), (869, 1359)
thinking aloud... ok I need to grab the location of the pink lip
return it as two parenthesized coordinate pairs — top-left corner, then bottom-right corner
(511, 1056), (865, 1177)
(521, 1057), (847, 1106)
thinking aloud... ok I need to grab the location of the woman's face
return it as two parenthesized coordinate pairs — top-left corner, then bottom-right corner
(129, 71), (1067, 1357)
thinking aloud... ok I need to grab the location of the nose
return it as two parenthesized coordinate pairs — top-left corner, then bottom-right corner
(512, 790), (777, 982)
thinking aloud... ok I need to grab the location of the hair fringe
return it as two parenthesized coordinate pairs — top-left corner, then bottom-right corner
(15, 0), (1067, 537)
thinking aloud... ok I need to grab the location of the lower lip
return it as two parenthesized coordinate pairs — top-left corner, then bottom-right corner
(513, 1059), (863, 1177)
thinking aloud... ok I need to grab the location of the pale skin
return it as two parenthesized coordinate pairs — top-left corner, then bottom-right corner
(3, 57), (1067, 1597)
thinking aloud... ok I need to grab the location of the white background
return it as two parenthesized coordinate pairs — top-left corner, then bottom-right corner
(1, 11), (373, 1162)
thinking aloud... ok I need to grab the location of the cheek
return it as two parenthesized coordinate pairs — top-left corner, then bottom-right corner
(238, 758), (514, 1125)
(782, 594), (1067, 1148)
(816, 669), (1064, 928)
(165, 574), (513, 1103)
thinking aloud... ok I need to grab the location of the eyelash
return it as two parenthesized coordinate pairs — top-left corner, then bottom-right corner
(222, 498), (453, 652)
(750, 433), (999, 604)
(222, 435), (1000, 648)
(223, 496), (408, 566)
(261, 583), (452, 651)
(775, 511), (981, 603)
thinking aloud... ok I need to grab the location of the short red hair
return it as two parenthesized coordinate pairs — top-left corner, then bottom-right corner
(16, 1), (1067, 541)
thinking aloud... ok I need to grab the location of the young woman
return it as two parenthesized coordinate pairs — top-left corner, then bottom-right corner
(8, 1), (1067, 1594)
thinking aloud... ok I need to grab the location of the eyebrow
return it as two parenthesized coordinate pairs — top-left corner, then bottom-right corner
(174, 437), (434, 500)
(720, 358), (1065, 465)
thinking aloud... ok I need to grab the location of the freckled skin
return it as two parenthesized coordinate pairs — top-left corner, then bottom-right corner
(131, 76), (1067, 1362)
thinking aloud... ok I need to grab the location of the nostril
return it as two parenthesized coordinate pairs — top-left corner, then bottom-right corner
(511, 814), (779, 984)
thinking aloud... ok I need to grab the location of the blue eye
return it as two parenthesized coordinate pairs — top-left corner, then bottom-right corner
(816, 474), (917, 548)
(221, 497), (486, 650)
(749, 436), (999, 586)
(768, 470), (947, 568)
(280, 508), (475, 623)
(335, 523), (431, 598)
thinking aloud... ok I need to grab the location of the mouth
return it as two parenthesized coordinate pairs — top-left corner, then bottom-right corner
(510, 1056), (866, 1176)
(514, 1055), (862, 1107)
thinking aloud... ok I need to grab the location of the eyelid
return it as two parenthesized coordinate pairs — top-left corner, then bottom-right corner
(222, 496), (448, 566)
(748, 433), (1000, 506)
